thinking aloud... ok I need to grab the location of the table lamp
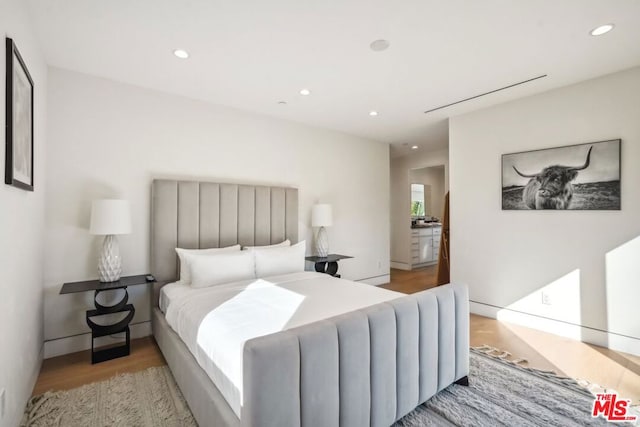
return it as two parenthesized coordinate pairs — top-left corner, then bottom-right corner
(312, 204), (332, 257)
(90, 199), (131, 282)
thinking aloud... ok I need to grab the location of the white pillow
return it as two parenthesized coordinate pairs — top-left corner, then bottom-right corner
(242, 239), (291, 251)
(189, 250), (256, 288)
(175, 244), (240, 285)
(254, 240), (306, 278)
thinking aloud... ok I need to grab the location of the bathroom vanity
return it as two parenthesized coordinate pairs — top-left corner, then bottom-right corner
(410, 224), (441, 268)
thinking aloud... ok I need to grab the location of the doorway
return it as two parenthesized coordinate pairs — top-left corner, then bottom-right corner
(389, 163), (447, 292)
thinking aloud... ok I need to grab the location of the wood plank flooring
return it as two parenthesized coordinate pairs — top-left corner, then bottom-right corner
(33, 268), (639, 405)
(32, 337), (165, 396)
(380, 265), (438, 293)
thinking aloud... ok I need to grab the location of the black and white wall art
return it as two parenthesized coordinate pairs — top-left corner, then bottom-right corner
(5, 37), (35, 191)
(502, 139), (621, 210)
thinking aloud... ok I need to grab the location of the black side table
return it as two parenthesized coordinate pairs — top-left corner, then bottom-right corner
(60, 274), (153, 364)
(305, 254), (353, 278)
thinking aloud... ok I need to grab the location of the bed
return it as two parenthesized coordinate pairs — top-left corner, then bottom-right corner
(150, 179), (469, 427)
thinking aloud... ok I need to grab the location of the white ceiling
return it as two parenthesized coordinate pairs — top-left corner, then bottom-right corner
(26, 0), (640, 157)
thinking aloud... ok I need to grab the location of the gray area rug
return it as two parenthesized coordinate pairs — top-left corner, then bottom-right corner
(23, 349), (636, 426)
(395, 349), (636, 427)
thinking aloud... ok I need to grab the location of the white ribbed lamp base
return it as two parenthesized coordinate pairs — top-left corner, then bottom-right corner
(98, 234), (122, 282)
(315, 226), (329, 257)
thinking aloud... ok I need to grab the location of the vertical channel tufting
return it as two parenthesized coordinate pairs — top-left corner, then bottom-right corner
(177, 181), (199, 249)
(255, 186), (271, 246)
(199, 183), (220, 248)
(335, 311), (371, 427)
(197, 182), (201, 248)
(416, 292), (439, 403)
(390, 298), (420, 421)
(151, 180), (178, 281)
(219, 184), (239, 247)
(176, 182), (179, 254)
(271, 187), (286, 244)
(242, 331), (301, 427)
(452, 283), (470, 381)
(151, 179), (299, 279)
(285, 188), (298, 243)
(431, 287), (455, 391)
(297, 321), (340, 427)
(238, 185), (256, 247)
(366, 304), (397, 427)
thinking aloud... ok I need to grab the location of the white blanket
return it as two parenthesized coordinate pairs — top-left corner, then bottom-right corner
(164, 271), (403, 417)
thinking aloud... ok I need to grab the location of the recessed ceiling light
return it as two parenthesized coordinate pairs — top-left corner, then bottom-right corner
(411, 145), (418, 150)
(173, 49), (190, 59)
(370, 39), (390, 52)
(590, 24), (614, 36)
(369, 111), (378, 116)
(299, 88), (311, 96)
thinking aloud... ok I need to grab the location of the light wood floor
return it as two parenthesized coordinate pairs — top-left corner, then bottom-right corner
(380, 265), (439, 294)
(33, 268), (640, 405)
(33, 337), (166, 396)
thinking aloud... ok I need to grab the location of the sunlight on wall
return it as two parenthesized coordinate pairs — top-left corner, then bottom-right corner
(497, 269), (582, 340)
(606, 235), (640, 342)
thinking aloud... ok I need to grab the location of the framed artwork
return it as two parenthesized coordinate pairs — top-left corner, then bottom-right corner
(502, 139), (621, 210)
(5, 37), (34, 191)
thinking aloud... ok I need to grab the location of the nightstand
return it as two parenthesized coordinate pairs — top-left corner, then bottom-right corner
(60, 274), (154, 364)
(305, 254), (353, 278)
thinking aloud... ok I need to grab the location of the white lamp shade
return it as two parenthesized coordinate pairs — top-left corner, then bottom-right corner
(312, 204), (333, 227)
(90, 199), (132, 235)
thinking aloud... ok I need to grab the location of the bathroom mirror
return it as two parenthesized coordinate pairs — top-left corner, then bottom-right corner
(409, 165), (444, 219)
(410, 183), (426, 217)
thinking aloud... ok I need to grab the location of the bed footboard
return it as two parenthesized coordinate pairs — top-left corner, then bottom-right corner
(242, 283), (469, 427)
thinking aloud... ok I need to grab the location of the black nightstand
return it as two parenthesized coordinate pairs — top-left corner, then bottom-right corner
(305, 254), (353, 278)
(60, 274), (154, 364)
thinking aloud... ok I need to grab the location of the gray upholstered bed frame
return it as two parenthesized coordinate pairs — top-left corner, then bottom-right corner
(150, 179), (469, 427)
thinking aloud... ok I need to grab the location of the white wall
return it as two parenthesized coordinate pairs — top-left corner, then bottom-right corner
(390, 149), (448, 268)
(450, 67), (640, 355)
(44, 68), (390, 356)
(0, 1), (47, 425)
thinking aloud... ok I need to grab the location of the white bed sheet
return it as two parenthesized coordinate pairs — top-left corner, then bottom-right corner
(159, 281), (192, 313)
(164, 271), (403, 418)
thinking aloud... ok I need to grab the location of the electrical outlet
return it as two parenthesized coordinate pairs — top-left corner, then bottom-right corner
(541, 292), (552, 306)
(0, 387), (5, 419)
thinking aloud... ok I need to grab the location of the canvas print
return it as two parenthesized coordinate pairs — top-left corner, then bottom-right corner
(5, 37), (35, 191)
(502, 139), (621, 210)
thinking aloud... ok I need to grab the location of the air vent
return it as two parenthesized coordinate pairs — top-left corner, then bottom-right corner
(424, 74), (547, 114)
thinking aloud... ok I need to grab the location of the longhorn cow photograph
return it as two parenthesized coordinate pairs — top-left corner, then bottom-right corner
(502, 139), (621, 210)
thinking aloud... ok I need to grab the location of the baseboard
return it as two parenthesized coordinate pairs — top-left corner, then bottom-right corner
(44, 321), (152, 359)
(411, 261), (437, 268)
(390, 261), (410, 271)
(357, 274), (391, 286)
(470, 301), (640, 356)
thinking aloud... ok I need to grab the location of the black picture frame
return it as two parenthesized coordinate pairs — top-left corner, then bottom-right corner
(501, 139), (621, 210)
(5, 37), (35, 191)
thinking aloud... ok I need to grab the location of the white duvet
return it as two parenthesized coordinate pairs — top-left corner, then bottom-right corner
(164, 271), (402, 417)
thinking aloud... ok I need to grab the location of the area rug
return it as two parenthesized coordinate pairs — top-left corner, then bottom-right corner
(394, 347), (638, 427)
(22, 366), (196, 427)
(23, 348), (638, 427)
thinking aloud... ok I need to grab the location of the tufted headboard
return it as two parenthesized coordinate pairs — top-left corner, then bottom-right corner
(150, 179), (298, 304)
